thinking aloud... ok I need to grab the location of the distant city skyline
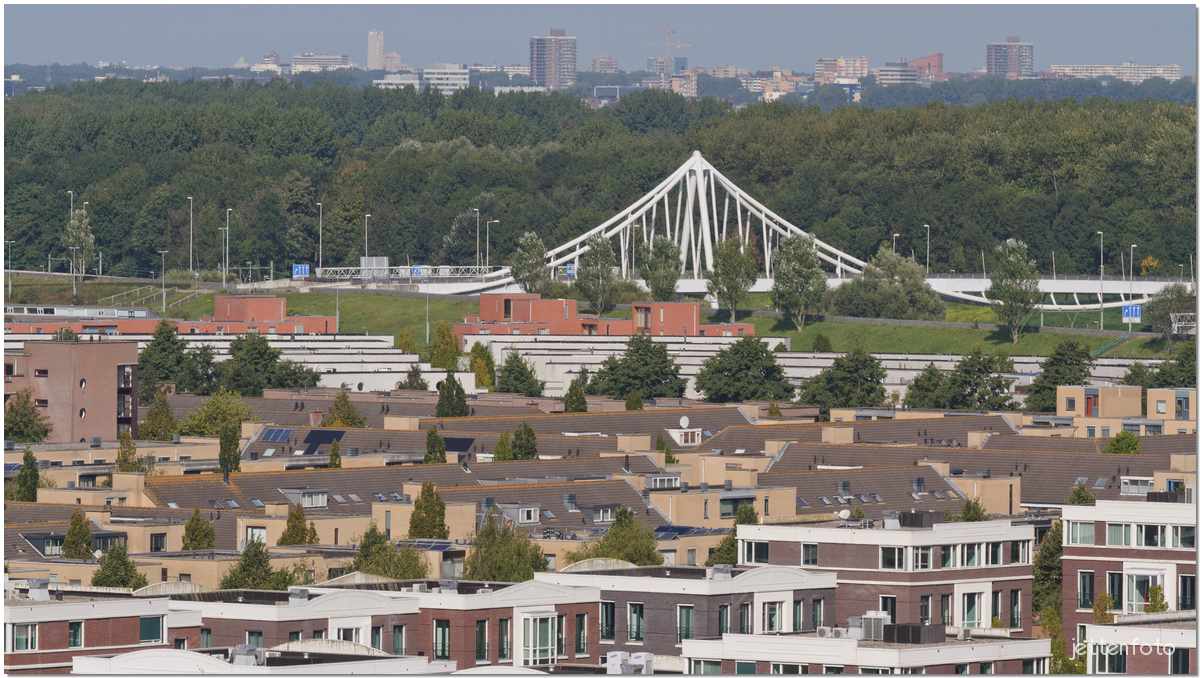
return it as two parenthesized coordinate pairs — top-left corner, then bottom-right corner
(4, 5), (1196, 75)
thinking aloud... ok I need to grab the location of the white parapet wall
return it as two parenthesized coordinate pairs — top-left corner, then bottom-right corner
(319, 369), (477, 395)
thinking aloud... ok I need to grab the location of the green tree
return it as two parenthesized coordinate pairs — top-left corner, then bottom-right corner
(179, 388), (251, 437)
(54, 327), (80, 341)
(1144, 284), (1195, 342)
(575, 234), (618, 314)
(638, 236), (681, 301)
(1092, 593), (1114, 624)
(138, 389), (178, 441)
(1033, 521), (1064, 615)
(62, 509), (95, 560)
(428, 321), (460, 371)
(424, 429), (447, 464)
(219, 333), (318, 396)
(218, 421), (241, 482)
(949, 497), (989, 522)
(5, 389), (52, 443)
(511, 423), (538, 460)
(63, 208), (96, 278)
(624, 391), (644, 411)
(182, 509), (215, 550)
(586, 334), (685, 399)
(696, 336), (795, 403)
(177, 345), (219, 395)
(705, 504), (760, 566)
(305, 522), (319, 545)
(321, 388), (367, 427)
(824, 248), (944, 321)
(351, 522), (429, 579)
(493, 431), (514, 461)
(708, 237), (758, 321)
(771, 236), (827, 329)
(496, 353), (544, 397)
(137, 321), (188, 401)
(989, 239), (1041, 344)
(115, 430), (145, 473)
(328, 440), (342, 468)
(409, 482), (449, 539)
(1148, 339), (1197, 388)
(277, 504), (310, 546)
(657, 433), (678, 464)
(566, 507), (663, 566)
(469, 343), (496, 390)
(563, 373), (588, 412)
(1104, 431), (1140, 455)
(798, 348), (886, 412)
(941, 350), (1013, 410)
(435, 373), (469, 417)
(13, 449), (40, 502)
(464, 509), (548, 582)
(1041, 604), (1086, 674)
(92, 542), (148, 589)
(812, 334), (833, 352)
(1024, 340), (1094, 413)
(220, 539), (290, 590)
(1068, 484), (1096, 506)
(904, 363), (948, 409)
(511, 232), (550, 295)
(400, 363), (429, 391)
(1146, 585), (1168, 612)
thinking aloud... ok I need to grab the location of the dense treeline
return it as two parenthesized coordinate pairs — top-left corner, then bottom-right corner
(5, 79), (1193, 277)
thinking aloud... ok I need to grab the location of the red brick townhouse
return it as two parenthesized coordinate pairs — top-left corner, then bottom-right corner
(4, 593), (200, 674)
(1082, 612), (1196, 675)
(736, 512), (1036, 634)
(1060, 497), (1196, 658)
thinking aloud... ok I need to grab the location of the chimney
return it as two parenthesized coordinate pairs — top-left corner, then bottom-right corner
(622, 454), (630, 473)
(308, 410), (323, 427)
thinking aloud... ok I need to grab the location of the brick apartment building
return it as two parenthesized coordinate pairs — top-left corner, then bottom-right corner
(453, 293), (754, 348)
(1060, 498), (1196, 656)
(1082, 613), (1196, 675)
(737, 514), (1036, 633)
(4, 340), (138, 443)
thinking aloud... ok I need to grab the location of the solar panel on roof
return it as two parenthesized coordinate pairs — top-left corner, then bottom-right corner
(226, 500), (239, 509)
(251, 499), (265, 508)
(797, 497), (810, 508)
(262, 428), (290, 443)
(263, 449), (276, 457)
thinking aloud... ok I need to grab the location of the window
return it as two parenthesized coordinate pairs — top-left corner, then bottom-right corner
(67, 621), (83, 648)
(919, 595), (931, 625)
(1093, 645), (1126, 674)
(1179, 575), (1196, 611)
(79, 408), (87, 420)
(1127, 573), (1163, 613)
(313, 630), (325, 640)
(738, 602), (752, 633)
(793, 600), (804, 631)
(34, 368), (48, 378)
(1170, 648), (1190, 675)
(139, 616), (163, 643)
(801, 543), (818, 566)
(200, 629), (211, 648)
(1173, 525), (1195, 549)
(498, 619), (510, 660)
(880, 546), (905, 570)
(718, 605), (730, 634)
(1087, 426), (1096, 438)
(824, 666), (844, 675)
(687, 548), (697, 565)
(518, 507), (539, 524)
(691, 659), (723, 674)
(991, 591), (1002, 625)
(301, 490), (327, 508)
(12, 623), (37, 651)
(1078, 571), (1095, 609)
(246, 526), (266, 544)
(1009, 590), (1021, 628)
(940, 544), (957, 568)
(338, 627), (358, 642)
(914, 546), (932, 570)
(771, 664), (804, 674)
(600, 602), (615, 640)
(962, 592), (981, 628)
(762, 601), (780, 632)
(978, 662), (993, 675)
(1137, 524), (1165, 547)
(628, 603), (645, 642)
(743, 540), (769, 564)
(289, 631), (301, 642)
(880, 596), (897, 624)
(1075, 625), (1087, 657)
(987, 542), (1002, 565)
(963, 543), (981, 567)
(736, 662), (757, 674)
(574, 613), (587, 655)
(1010, 540), (1030, 564)
(1120, 478), (1153, 496)
(940, 594), (953, 625)
(389, 623), (407, 654)
(1107, 523), (1131, 546)
(594, 507), (615, 523)
(523, 616), (555, 666)
(246, 630), (263, 648)
(34, 399), (48, 408)
(1065, 396), (1076, 411)
(1022, 658), (1045, 674)
(150, 533), (166, 552)
(475, 620), (488, 662)
(677, 605), (695, 643)
(434, 620), (450, 660)
(556, 614), (565, 656)
(1108, 572), (1124, 611)
(810, 599), (823, 628)
(1069, 521), (1095, 545)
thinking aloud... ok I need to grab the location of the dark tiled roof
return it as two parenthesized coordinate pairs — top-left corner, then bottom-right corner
(4, 502), (84, 525)
(759, 464), (968, 519)
(164, 394), (541, 428)
(982, 432), (1196, 455)
(419, 407), (751, 440)
(693, 415), (1015, 455)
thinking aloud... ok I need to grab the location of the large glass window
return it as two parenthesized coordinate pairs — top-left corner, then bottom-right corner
(987, 542), (1002, 565)
(574, 613), (587, 656)
(718, 605), (730, 634)
(802, 543), (818, 566)
(880, 596), (897, 624)
(1170, 648), (1190, 675)
(1127, 573), (1163, 613)
(963, 543), (981, 567)
(475, 620), (488, 662)
(762, 602), (780, 632)
(1069, 522), (1095, 545)
(940, 544), (957, 568)
(556, 615), (565, 656)
(1093, 645), (1126, 674)
(810, 599), (823, 628)
(1173, 525), (1195, 549)
(739, 603), (752, 633)
(919, 595), (931, 625)
(1107, 523), (1131, 546)
(628, 604), (644, 642)
(392, 625), (406, 655)
(498, 619), (510, 661)
(246, 630), (263, 648)
(677, 606), (695, 643)
(139, 616), (162, 643)
(744, 541), (769, 564)
(914, 546), (932, 570)
(1078, 571), (1095, 609)
(940, 594), (952, 625)
(691, 659), (723, 674)
(200, 629), (211, 648)
(1136, 524), (1165, 547)
(13, 623), (37, 651)
(1009, 590), (1021, 628)
(434, 620), (450, 660)
(1108, 572), (1124, 611)
(771, 664), (804, 674)
(962, 593), (981, 628)
(793, 600), (804, 632)
(735, 661), (757, 674)
(68, 621), (83, 648)
(523, 616), (555, 666)
(371, 625), (382, 650)
(880, 546), (906, 570)
(600, 602), (615, 640)
(1180, 575), (1196, 611)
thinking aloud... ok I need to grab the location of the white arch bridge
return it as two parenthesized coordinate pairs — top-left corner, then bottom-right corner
(317, 151), (1189, 310)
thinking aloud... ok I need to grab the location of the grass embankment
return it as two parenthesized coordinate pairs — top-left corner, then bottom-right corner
(6, 275), (192, 306)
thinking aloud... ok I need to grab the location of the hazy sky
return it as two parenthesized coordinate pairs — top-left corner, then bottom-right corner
(5, 4), (1196, 74)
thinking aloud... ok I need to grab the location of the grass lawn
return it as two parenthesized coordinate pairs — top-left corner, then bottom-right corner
(944, 302), (1147, 333)
(7, 275), (191, 306)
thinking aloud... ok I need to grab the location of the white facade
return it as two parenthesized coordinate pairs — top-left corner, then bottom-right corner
(367, 31), (385, 71)
(373, 73), (421, 90)
(874, 62), (920, 87)
(422, 64), (470, 95)
(1047, 62), (1183, 84)
(291, 53), (352, 74)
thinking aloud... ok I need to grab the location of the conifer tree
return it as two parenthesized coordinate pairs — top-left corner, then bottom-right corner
(62, 509), (95, 560)
(182, 509), (216, 550)
(328, 440), (342, 468)
(321, 388), (366, 427)
(277, 504), (310, 545)
(512, 423), (538, 460)
(92, 543), (149, 589)
(424, 429), (447, 463)
(408, 482), (449, 539)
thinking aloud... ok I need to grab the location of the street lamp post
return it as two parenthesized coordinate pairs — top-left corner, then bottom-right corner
(158, 250), (168, 314)
(67, 246), (79, 298)
(1128, 243), (1137, 331)
(187, 196), (194, 276)
(892, 233), (900, 253)
(486, 219), (499, 269)
(5, 240), (14, 297)
(923, 224), (931, 275)
(67, 190), (74, 219)
(316, 202), (323, 272)
(224, 208), (232, 290)
(217, 227), (227, 284)
(1097, 231), (1104, 330)
(473, 208), (481, 267)
(98, 250), (102, 277)
(364, 214), (372, 259)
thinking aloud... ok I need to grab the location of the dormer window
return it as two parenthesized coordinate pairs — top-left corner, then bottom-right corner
(518, 507), (540, 524)
(667, 428), (702, 447)
(650, 476), (680, 489)
(594, 507), (616, 523)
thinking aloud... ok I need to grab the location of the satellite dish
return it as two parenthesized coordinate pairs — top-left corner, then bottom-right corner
(679, 415), (690, 429)
(837, 509), (851, 520)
